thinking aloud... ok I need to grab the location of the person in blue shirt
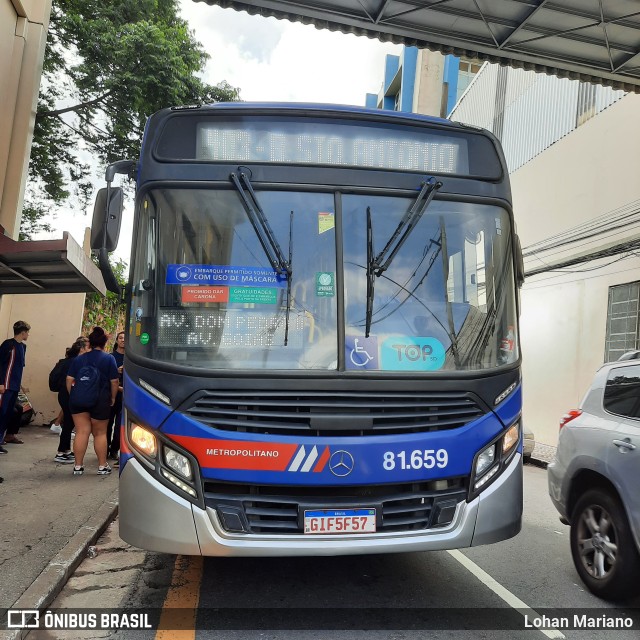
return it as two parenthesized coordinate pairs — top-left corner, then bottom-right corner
(0, 320), (30, 454)
(66, 327), (119, 476)
(52, 337), (89, 464)
(107, 331), (125, 463)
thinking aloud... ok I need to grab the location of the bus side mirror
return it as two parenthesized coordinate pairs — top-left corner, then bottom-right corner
(91, 187), (123, 252)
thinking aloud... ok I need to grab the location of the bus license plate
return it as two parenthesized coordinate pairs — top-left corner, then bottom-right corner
(304, 509), (376, 534)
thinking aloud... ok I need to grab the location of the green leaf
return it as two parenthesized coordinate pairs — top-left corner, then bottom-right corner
(23, 0), (241, 238)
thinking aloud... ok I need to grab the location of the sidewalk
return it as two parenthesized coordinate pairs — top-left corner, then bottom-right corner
(0, 422), (118, 616)
(530, 442), (555, 467)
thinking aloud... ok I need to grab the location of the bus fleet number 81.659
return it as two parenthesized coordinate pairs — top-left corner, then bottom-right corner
(383, 449), (449, 471)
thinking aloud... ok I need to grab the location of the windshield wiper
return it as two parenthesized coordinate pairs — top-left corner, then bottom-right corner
(230, 170), (291, 278)
(365, 207), (375, 337)
(371, 177), (442, 277)
(365, 177), (442, 337)
(230, 170), (294, 346)
(284, 211), (293, 346)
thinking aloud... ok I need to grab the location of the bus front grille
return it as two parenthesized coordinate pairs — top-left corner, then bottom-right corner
(184, 390), (486, 436)
(203, 479), (467, 535)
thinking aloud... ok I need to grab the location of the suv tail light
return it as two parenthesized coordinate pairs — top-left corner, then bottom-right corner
(559, 409), (582, 430)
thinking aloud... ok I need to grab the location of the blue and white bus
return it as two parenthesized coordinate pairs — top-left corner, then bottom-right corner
(94, 103), (524, 556)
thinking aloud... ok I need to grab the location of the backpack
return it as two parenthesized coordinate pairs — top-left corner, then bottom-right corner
(48, 359), (67, 392)
(70, 363), (104, 408)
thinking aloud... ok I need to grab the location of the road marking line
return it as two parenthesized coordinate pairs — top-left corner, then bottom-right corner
(447, 549), (565, 639)
(156, 554), (203, 640)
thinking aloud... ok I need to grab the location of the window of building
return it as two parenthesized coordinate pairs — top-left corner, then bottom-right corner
(394, 92), (401, 111)
(604, 364), (640, 419)
(456, 59), (482, 104)
(605, 282), (640, 362)
(458, 60), (482, 75)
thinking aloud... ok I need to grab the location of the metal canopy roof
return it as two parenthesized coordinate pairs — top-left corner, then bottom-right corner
(0, 232), (106, 295)
(196, 0), (640, 92)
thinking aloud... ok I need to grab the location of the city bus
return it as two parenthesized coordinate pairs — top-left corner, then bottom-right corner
(93, 102), (524, 556)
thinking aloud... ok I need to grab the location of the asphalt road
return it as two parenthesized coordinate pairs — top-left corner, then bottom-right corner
(63, 464), (638, 640)
(18, 463), (640, 640)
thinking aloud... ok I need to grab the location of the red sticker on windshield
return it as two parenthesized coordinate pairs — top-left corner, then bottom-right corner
(182, 286), (229, 303)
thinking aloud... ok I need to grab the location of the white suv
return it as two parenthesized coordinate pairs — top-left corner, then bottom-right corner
(547, 356), (640, 601)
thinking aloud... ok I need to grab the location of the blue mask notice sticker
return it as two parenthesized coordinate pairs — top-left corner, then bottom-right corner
(381, 337), (446, 371)
(166, 265), (287, 288)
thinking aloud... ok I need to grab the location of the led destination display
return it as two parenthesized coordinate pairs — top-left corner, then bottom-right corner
(158, 308), (305, 348)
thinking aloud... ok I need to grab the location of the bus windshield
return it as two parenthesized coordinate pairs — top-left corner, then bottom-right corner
(129, 187), (518, 372)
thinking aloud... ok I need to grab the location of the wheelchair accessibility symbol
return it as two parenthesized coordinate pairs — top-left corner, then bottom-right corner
(346, 336), (378, 370)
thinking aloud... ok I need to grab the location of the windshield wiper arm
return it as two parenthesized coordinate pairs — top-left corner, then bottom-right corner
(365, 206), (375, 338)
(230, 170), (291, 277)
(364, 178), (441, 337)
(371, 177), (442, 277)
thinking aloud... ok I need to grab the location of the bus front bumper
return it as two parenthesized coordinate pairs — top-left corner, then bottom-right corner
(118, 454), (522, 556)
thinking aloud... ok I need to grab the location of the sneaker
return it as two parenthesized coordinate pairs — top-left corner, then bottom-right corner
(50, 424), (62, 434)
(108, 452), (119, 461)
(97, 464), (112, 476)
(113, 458), (120, 468)
(4, 435), (24, 444)
(72, 466), (84, 475)
(54, 453), (75, 464)
(0, 446), (8, 454)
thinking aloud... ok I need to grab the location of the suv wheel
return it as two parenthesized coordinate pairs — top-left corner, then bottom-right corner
(570, 489), (640, 601)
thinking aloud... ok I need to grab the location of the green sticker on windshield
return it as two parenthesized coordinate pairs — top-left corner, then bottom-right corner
(140, 333), (150, 345)
(230, 287), (278, 304)
(316, 272), (335, 297)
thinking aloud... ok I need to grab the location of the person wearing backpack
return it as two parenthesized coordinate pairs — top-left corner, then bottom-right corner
(66, 327), (119, 476)
(50, 337), (88, 463)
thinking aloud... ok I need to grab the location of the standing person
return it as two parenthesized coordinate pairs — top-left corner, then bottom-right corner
(0, 321), (30, 453)
(52, 337), (89, 463)
(107, 331), (125, 463)
(67, 327), (119, 475)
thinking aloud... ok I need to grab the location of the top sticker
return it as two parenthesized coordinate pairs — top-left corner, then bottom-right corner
(166, 265), (287, 288)
(381, 336), (446, 371)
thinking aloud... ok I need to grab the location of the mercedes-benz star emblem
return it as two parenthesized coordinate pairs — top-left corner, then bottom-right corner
(329, 450), (355, 477)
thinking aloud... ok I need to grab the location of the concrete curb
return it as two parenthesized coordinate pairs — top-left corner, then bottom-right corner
(1, 491), (118, 640)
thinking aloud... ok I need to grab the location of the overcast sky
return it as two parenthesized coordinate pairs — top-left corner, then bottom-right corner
(179, 1), (402, 105)
(39, 2), (402, 265)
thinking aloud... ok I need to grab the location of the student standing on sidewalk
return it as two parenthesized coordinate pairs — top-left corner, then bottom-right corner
(52, 337), (89, 463)
(0, 320), (30, 454)
(67, 327), (119, 476)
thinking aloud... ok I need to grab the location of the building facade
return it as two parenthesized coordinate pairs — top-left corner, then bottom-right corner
(450, 67), (640, 455)
(365, 47), (481, 118)
(1, 0), (51, 239)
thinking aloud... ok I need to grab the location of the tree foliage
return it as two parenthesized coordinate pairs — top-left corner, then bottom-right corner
(82, 257), (128, 340)
(23, 0), (240, 239)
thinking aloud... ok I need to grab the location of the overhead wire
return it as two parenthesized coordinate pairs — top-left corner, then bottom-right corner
(521, 198), (640, 277)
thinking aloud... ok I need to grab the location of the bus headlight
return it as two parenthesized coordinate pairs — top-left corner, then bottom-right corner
(164, 447), (192, 480)
(475, 444), (496, 477)
(471, 421), (521, 496)
(130, 424), (157, 457)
